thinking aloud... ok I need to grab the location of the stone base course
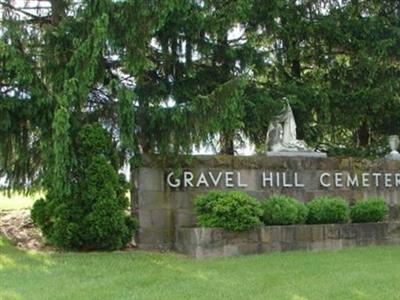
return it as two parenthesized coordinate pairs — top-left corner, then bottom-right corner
(176, 222), (400, 258)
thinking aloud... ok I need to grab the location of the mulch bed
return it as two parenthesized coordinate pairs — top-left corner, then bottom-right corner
(0, 209), (51, 251)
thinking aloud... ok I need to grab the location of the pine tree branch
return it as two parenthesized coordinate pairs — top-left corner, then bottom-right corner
(0, 1), (51, 21)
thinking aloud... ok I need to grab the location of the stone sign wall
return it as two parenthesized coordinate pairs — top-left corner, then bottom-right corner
(176, 222), (400, 258)
(132, 155), (400, 250)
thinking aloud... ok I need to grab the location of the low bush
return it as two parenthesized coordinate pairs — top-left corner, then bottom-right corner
(195, 191), (262, 231)
(307, 196), (350, 224)
(32, 124), (138, 250)
(262, 195), (308, 225)
(350, 198), (388, 223)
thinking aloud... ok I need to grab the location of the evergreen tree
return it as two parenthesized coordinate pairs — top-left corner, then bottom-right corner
(1, 0), (399, 194)
(0, 1), (177, 191)
(32, 124), (137, 250)
(248, 0), (400, 154)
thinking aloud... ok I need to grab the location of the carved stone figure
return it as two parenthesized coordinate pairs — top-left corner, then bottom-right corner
(266, 99), (309, 152)
(266, 120), (284, 151)
(385, 135), (400, 160)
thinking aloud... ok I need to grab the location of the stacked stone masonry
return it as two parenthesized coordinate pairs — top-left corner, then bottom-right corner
(176, 222), (400, 258)
(132, 155), (400, 250)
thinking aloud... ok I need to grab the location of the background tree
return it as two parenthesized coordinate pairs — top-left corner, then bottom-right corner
(0, 0), (179, 192)
(1, 0), (399, 192)
(247, 0), (399, 155)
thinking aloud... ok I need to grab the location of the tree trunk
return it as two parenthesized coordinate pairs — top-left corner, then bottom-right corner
(51, 0), (67, 24)
(357, 121), (369, 147)
(219, 131), (235, 155)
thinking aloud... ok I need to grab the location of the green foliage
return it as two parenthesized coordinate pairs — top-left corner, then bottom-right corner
(51, 92), (72, 200)
(307, 196), (350, 224)
(31, 124), (137, 250)
(350, 198), (389, 223)
(261, 195), (308, 225)
(31, 198), (53, 237)
(195, 190), (262, 231)
(2, 0), (400, 193)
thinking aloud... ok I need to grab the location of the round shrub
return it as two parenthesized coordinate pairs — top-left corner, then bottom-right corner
(307, 196), (350, 224)
(262, 195), (308, 225)
(350, 198), (388, 223)
(195, 191), (262, 231)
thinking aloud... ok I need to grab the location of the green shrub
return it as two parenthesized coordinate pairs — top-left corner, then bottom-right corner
(350, 198), (388, 223)
(261, 195), (308, 225)
(32, 124), (138, 250)
(195, 191), (262, 231)
(307, 196), (350, 224)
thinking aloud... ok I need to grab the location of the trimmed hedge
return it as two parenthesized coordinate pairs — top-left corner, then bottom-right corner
(350, 198), (388, 223)
(195, 191), (262, 231)
(262, 195), (308, 225)
(307, 196), (350, 224)
(195, 191), (389, 230)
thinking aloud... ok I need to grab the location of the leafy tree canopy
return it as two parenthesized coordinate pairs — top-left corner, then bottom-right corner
(1, 0), (399, 193)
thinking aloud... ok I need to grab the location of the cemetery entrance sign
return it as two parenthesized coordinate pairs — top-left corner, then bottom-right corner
(133, 155), (400, 250)
(166, 171), (400, 189)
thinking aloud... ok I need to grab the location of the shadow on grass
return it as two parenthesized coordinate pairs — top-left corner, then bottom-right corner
(0, 236), (54, 271)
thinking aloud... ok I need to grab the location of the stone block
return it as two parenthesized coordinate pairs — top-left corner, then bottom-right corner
(311, 225), (324, 241)
(388, 222), (400, 233)
(269, 241), (283, 251)
(196, 228), (214, 245)
(340, 224), (358, 239)
(138, 210), (152, 228)
(138, 228), (173, 249)
(211, 228), (226, 244)
(138, 168), (164, 192)
(280, 225), (296, 242)
(175, 228), (192, 246)
(138, 191), (171, 209)
(269, 226), (282, 242)
(322, 239), (343, 250)
(239, 242), (260, 254)
(294, 225), (313, 241)
(175, 209), (196, 227)
(260, 227), (272, 243)
(324, 224), (340, 239)
(266, 151), (327, 158)
(173, 192), (197, 209)
(222, 244), (240, 256)
(235, 169), (260, 191)
(194, 246), (224, 258)
(139, 209), (174, 230)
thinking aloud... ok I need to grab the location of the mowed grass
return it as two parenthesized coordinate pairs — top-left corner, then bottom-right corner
(1, 194), (400, 299)
(1, 237), (400, 300)
(0, 193), (38, 211)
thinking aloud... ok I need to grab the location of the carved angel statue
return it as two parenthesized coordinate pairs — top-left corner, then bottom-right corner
(266, 99), (310, 152)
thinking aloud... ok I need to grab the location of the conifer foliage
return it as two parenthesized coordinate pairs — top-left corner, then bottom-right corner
(1, 1), (399, 249)
(32, 124), (137, 250)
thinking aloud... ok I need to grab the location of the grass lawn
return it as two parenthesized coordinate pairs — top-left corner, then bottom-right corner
(1, 237), (400, 300)
(1, 194), (399, 299)
(0, 193), (37, 211)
